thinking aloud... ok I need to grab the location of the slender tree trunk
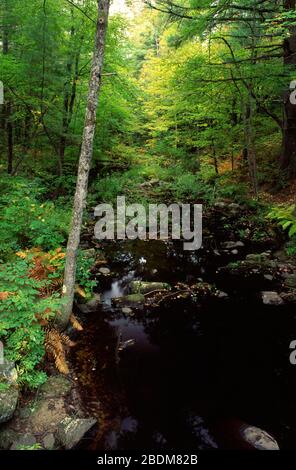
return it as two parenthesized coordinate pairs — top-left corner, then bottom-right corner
(246, 94), (258, 196)
(6, 101), (13, 174)
(58, 0), (110, 329)
(211, 137), (218, 174)
(2, 0), (13, 174)
(241, 103), (250, 169)
(280, 0), (296, 176)
(59, 15), (77, 169)
(59, 44), (81, 167)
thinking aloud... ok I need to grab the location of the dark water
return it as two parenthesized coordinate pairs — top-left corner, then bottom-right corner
(72, 240), (296, 450)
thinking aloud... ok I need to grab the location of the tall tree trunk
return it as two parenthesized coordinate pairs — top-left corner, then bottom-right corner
(58, 0), (110, 329)
(2, 0), (13, 174)
(280, 0), (296, 176)
(6, 101), (13, 174)
(59, 41), (81, 167)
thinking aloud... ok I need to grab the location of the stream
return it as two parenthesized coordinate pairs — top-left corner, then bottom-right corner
(72, 238), (296, 450)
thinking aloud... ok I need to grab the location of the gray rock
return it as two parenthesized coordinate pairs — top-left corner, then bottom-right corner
(39, 376), (71, 398)
(216, 290), (229, 299)
(246, 253), (269, 263)
(0, 386), (18, 424)
(42, 433), (55, 450)
(231, 249), (238, 255)
(214, 201), (227, 209)
(112, 294), (145, 308)
(284, 273), (296, 288)
(122, 307), (133, 315)
(0, 360), (18, 384)
(56, 417), (97, 449)
(10, 433), (37, 450)
(98, 267), (111, 276)
(273, 249), (290, 262)
(78, 293), (101, 313)
(228, 203), (241, 210)
(77, 304), (91, 314)
(18, 407), (32, 419)
(222, 241), (245, 249)
(240, 425), (279, 450)
(0, 428), (18, 450)
(264, 274), (273, 281)
(129, 281), (170, 295)
(261, 291), (284, 305)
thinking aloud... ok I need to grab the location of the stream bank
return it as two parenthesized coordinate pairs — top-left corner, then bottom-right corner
(1, 201), (296, 450)
(70, 202), (296, 450)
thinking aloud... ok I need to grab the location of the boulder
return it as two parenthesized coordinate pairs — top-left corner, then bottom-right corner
(240, 425), (279, 450)
(98, 267), (111, 276)
(10, 433), (37, 450)
(214, 201), (227, 209)
(112, 294), (145, 308)
(0, 360), (18, 384)
(0, 428), (18, 450)
(213, 419), (279, 450)
(122, 307), (133, 315)
(284, 273), (296, 288)
(246, 253), (270, 263)
(42, 433), (56, 450)
(261, 291), (284, 305)
(228, 203), (241, 211)
(39, 375), (71, 398)
(78, 293), (101, 313)
(129, 281), (171, 295)
(0, 386), (18, 424)
(216, 290), (229, 299)
(56, 417), (97, 449)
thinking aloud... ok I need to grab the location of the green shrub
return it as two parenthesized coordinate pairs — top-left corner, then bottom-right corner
(0, 256), (63, 388)
(0, 176), (70, 258)
(268, 204), (296, 238)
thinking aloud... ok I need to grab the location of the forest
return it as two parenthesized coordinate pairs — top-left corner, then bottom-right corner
(1, 0), (296, 454)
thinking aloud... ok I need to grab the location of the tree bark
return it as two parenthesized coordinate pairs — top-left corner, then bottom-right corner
(2, 0), (13, 174)
(58, 0), (110, 329)
(6, 101), (13, 174)
(280, 0), (296, 176)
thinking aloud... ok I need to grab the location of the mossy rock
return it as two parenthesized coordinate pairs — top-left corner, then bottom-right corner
(56, 417), (96, 449)
(39, 375), (72, 398)
(0, 386), (19, 424)
(0, 428), (18, 450)
(112, 294), (145, 307)
(129, 281), (171, 295)
(284, 273), (296, 288)
(10, 433), (37, 450)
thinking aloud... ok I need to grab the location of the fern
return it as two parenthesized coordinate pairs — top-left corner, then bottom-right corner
(45, 328), (75, 375)
(268, 204), (296, 238)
